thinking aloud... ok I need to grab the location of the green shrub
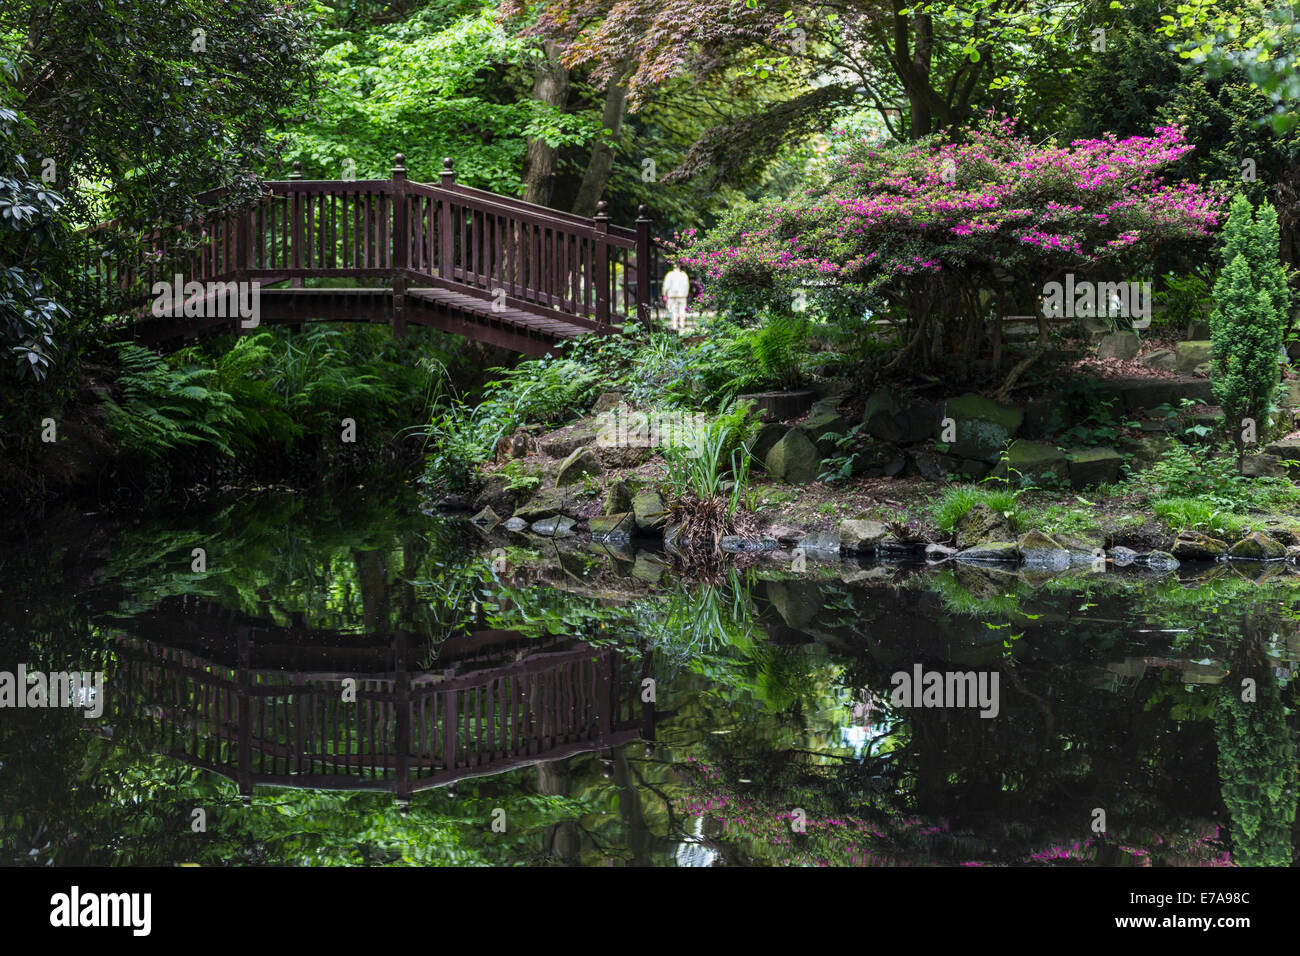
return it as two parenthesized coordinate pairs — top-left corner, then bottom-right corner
(1209, 195), (1291, 455)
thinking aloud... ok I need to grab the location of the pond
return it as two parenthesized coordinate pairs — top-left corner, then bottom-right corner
(2, 485), (1296, 866)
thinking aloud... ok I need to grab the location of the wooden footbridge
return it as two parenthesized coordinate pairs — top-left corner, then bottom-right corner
(90, 154), (661, 356)
(106, 606), (653, 802)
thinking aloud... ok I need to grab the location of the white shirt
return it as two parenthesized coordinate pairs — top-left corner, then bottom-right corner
(662, 269), (690, 298)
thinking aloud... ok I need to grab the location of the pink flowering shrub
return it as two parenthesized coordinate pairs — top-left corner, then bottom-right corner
(678, 117), (1222, 370)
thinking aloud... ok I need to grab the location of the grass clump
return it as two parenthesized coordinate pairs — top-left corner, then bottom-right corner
(931, 484), (1025, 534)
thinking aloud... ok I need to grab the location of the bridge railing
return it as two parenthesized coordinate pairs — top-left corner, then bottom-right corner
(110, 631), (647, 798)
(89, 153), (658, 335)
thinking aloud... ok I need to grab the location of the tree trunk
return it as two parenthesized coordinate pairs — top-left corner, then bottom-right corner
(571, 62), (631, 218)
(521, 41), (570, 207)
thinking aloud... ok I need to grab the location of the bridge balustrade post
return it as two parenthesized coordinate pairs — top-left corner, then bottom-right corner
(391, 153), (408, 340)
(438, 158), (455, 281)
(635, 204), (652, 332)
(289, 161), (303, 291)
(594, 201), (610, 327)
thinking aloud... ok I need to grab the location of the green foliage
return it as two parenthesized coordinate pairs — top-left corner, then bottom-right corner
(0, 75), (66, 382)
(421, 356), (600, 495)
(1153, 270), (1213, 334)
(101, 344), (242, 461)
(281, 3), (597, 191)
(1147, 440), (1248, 500)
(663, 417), (753, 525)
(1215, 674), (1297, 867)
(930, 484), (1024, 533)
(1151, 497), (1247, 537)
(1209, 194), (1290, 454)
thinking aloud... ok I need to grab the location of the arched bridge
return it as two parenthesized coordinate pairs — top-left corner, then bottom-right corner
(89, 154), (661, 356)
(106, 612), (653, 802)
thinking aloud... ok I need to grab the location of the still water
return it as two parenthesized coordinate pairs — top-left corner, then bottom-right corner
(2, 486), (1296, 866)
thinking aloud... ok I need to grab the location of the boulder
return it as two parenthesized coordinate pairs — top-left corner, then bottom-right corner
(954, 542), (1021, 564)
(992, 439), (1068, 485)
(1141, 550), (1180, 571)
(632, 491), (668, 534)
(539, 423), (602, 459)
(1067, 447), (1124, 488)
(1139, 349), (1177, 372)
(1241, 454), (1285, 478)
(861, 388), (906, 442)
(555, 447), (603, 486)
(770, 525), (807, 547)
(1228, 531), (1286, 561)
(1056, 529), (1106, 554)
(764, 428), (822, 484)
(747, 422), (789, 464)
(839, 519), (888, 555)
(1171, 531), (1229, 560)
(1097, 330), (1140, 361)
(514, 487), (571, 522)
(591, 391), (626, 415)
(469, 506), (501, 530)
(631, 552), (665, 585)
(1111, 546), (1139, 567)
(1261, 518), (1300, 546)
(925, 543), (958, 562)
(1175, 340), (1212, 374)
(801, 409), (849, 456)
(799, 531), (842, 557)
(503, 516), (529, 533)
(1017, 529), (1070, 570)
(1264, 437), (1300, 463)
(589, 512), (635, 542)
(943, 394), (1024, 462)
(531, 515), (576, 538)
(472, 473), (531, 516)
(603, 479), (633, 515)
(955, 501), (1015, 549)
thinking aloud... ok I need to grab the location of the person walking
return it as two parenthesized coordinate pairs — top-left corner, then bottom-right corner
(662, 265), (691, 332)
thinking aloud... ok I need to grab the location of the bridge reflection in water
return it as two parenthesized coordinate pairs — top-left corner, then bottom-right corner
(107, 602), (653, 804)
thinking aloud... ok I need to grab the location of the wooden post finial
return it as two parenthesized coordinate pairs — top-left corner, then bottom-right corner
(595, 199), (609, 218)
(289, 160), (302, 180)
(393, 152), (406, 167)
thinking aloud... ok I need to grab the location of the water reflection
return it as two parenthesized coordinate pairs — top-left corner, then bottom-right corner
(1, 487), (1297, 865)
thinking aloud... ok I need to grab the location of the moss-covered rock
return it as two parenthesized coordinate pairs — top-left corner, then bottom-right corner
(991, 439), (1067, 485)
(954, 541), (1020, 563)
(954, 501), (1014, 549)
(944, 394), (1024, 462)
(555, 447), (602, 486)
(603, 479), (632, 515)
(1066, 447), (1124, 488)
(1175, 340), (1212, 373)
(839, 519), (888, 554)
(1228, 531), (1286, 561)
(589, 512), (634, 541)
(764, 428), (822, 484)
(632, 491), (668, 534)
(1171, 531), (1229, 560)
